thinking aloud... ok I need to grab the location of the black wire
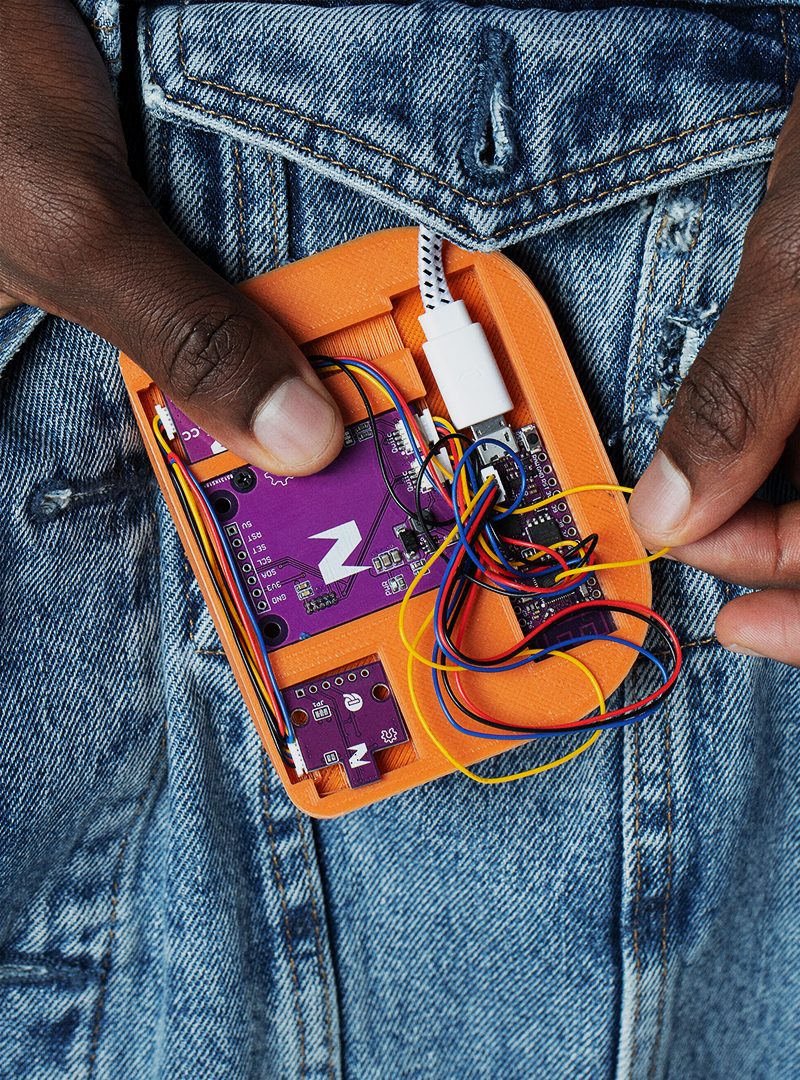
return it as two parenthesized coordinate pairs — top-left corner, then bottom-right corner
(308, 355), (418, 516)
(413, 431), (465, 544)
(436, 578), (677, 733)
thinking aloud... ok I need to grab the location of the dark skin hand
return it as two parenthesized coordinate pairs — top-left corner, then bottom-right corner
(0, 0), (344, 475)
(4, 2), (800, 664)
(628, 80), (800, 666)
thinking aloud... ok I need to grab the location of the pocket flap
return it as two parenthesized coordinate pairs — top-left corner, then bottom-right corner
(140, 3), (791, 249)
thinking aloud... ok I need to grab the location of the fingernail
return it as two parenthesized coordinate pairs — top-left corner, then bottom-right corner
(253, 377), (336, 469)
(629, 451), (692, 539)
(722, 642), (763, 658)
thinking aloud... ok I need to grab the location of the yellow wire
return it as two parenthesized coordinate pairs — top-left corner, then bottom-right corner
(152, 416), (279, 707)
(511, 482), (634, 514)
(405, 609), (602, 783)
(555, 546), (671, 581)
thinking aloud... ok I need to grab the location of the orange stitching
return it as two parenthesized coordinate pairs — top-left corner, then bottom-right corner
(296, 812), (337, 1080)
(649, 709), (673, 1079)
(630, 207), (670, 415)
(680, 635), (717, 651)
(147, 78), (778, 244)
(263, 754), (307, 1079)
(88, 729), (167, 1078)
(267, 154), (280, 269)
(781, 8), (790, 104)
(232, 142), (246, 280)
(629, 724), (644, 1071)
(168, 8), (779, 210)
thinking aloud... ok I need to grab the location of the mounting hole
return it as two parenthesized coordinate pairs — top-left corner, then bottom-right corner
(371, 683), (391, 702)
(290, 708), (309, 727)
(212, 491), (238, 521)
(257, 614), (289, 647)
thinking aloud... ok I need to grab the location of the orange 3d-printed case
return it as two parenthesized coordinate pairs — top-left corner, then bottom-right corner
(119, 228), (650, 817)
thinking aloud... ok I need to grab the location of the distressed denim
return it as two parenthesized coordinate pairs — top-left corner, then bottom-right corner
(2, 3), (800, 1078)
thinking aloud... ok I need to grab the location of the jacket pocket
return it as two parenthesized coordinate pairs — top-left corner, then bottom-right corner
(140, 1), (794, 249)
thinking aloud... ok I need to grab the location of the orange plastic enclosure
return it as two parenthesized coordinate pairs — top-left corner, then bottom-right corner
(118, 228), (650, 817)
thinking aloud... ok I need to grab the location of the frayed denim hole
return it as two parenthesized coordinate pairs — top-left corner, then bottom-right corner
(0, 961), (91, 990)
(462, 29), (519, 182)
(28, 470), (154, 523)
(656, 302), (719, 389)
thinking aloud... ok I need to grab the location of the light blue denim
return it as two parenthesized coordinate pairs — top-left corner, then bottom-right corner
(2, 3), (800, 1078)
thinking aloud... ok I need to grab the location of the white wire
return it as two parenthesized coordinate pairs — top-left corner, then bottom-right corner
(418, 225), (454, 310)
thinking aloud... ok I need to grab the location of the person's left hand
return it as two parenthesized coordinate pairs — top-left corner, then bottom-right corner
(628, 83), (800, 665)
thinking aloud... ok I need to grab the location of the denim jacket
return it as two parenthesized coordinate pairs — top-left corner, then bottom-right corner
(2, 3), (799, 1078)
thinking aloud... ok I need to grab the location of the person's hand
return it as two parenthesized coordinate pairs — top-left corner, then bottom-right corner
(0, 0), (343, 475)
(628, 83), (800, 666)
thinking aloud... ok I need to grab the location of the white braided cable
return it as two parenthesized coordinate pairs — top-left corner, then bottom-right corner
(417, 225), (454, 310)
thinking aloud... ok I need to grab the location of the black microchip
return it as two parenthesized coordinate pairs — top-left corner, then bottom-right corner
(398, 528), (420, 557)
(527, 517), (562, 547)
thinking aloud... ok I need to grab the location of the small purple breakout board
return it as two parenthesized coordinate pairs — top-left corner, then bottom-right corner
(287, 660), (410, 787)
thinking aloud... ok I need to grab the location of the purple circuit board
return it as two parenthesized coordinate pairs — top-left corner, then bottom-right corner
(494, 424), (615, 648)
(286, 660), (409, 787)
(195, 409), (453, 649)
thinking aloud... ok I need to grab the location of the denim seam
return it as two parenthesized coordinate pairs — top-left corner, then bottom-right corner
(649, 710), (674, 1079)
(87, 728), (167, 1080)
(267, 154), (280, 269)
(630, 207), (671, 416)
(296, 812), (337, 1080)
(781, 7), (790, 105)
(629, 723), (644, 1072)
(164, 8), (782, 211)
(232, 141), (246, 281)
(185, 558), (225, 656)
(0, 308), (36, 361)
(144, 79), (779, 243)
(263, 752), (307, 1079)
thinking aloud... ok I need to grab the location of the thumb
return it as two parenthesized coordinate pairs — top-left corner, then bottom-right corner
(628, 120), (800, 546)
(11, 181), (344, 476)
(95, 189), (344, 476)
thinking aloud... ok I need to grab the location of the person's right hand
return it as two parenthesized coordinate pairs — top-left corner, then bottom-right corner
(0, 0), (344, 475)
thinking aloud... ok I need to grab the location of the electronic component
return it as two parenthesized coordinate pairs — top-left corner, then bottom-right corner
(201, 407), (452, 648)
(397, 527), (420, 557)
(287, 660), (410, 788)
(120, 227), (668, 819)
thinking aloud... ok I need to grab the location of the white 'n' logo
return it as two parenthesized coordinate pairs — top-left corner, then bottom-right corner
(310, 520), (370, 585)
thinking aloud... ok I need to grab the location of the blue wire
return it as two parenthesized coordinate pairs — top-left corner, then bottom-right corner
(169, 453), (296, 743)
(430, 655), (662, 740)
(312, 357), (432, 476)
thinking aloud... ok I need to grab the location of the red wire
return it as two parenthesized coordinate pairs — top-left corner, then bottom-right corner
(169, 455), (288, 736)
